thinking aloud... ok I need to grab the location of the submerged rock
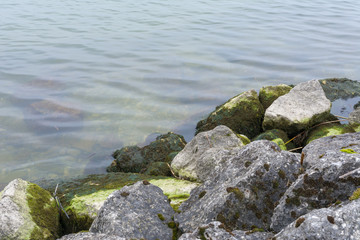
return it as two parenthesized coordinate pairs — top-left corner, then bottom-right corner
(0, 179), (60, 240)
(90, 181), (176, 240)
(318, 78), (360, 101)
(274, 199), (360, 239)
(259, 84), (293, 110)
(271, 132), (360, 232)
(171, 125), (249, 182)
(263, 80), (331, 135)
(195, 90), (264, 139)
(176, 141), (301, 233)
(107, 132), (186, 173)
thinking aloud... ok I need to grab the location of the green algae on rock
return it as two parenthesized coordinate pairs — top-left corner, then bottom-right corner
(195, 90), (264, 139)
(305, 123), (355, 145)
(0, 179), (60, 240)
(349, 188), (360, 200)
(53, 172), (198, 233)
(253, 129), (293, 150)
(259, 84), (293, 110)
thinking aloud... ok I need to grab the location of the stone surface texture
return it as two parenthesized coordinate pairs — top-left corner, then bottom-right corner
(349, 108), (360, 132)
(107, 132), (186, 173)
(0, 178), (60, 240)
(195, 90), (264, 138)
(90, 181), (176, 240)
(263, 80), (331, 135)
(176, 140), (301, 233)
(271, 132), (360, 232)
(259, 84), (293, 109)
(171, 125), (247, 182)
(58, 232), (125, 240)
(274, 199), (360, 240)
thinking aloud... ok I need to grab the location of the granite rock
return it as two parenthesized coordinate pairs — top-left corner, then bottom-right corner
(58, 232), (125, 240)
(263, 80), (331, 135)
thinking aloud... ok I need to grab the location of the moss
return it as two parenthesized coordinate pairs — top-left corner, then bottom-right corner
(167, 221), (179, 240)
(278, 170), (286, 180)
(246, 228), (265, 235)
(226, 187), (244, 201)
(199, 227), (207, 240)
(350, 188), (360, 201)
(264, 163), (270, 171)
(335, 200), (342, 205)
(340, 148), (358, 154)
(158, 213), (165, 221)
(306, 124), (355, 145)
(120, 192), (130, 197)
(245, 161), (252, 168)
(237, 134), (251, 145)
(216, 213), (227, 224)
(295, 217), (305, 228)
(327, 216), (335, 224)
(199, 191), (207, 199)
(272, 180), (279, 189)
(27, 183), (60, 239)
(290, 211), (297, 219)
(285, 196), (301, 206)
(143, 180), (150, 185)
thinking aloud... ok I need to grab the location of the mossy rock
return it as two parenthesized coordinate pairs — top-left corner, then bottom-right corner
(195, 90), (264, 139)
(305, 123), (355, 145)
(51, 173), (198, 234)
(0, 179), (60, 240)
(253, 129), (294, 150)
(143, 162), (171, 176)
(259, 84), (292, 109)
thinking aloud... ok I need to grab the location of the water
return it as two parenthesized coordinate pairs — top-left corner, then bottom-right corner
(1, 0), (360, 187)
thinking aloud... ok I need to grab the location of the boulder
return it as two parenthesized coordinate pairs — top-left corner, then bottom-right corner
(178, 221), (274, 240)
(271, 132), (360, 232)
(318, 78), (360, 101)
(0, 178), (60, 240)
(263, 80), (331, 135)
(259, 84), (292, 110)
(90, 181), (177, 240)
(143, 161), (171, 176)
(58, 232), (125, 240)
(46, 173), (198, 233)
(304, 123), (355, 145)
(171, 125), (248, 182)
(195, 90), (264, 138)
(176, 141), (301, 233)
(274, 199), (360, 239)
(349, 108), (360, 132)
(107, 132), (186, 173)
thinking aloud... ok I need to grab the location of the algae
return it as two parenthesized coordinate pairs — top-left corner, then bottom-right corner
(349, 188), (360, 200)
(340, 148), (358, 154)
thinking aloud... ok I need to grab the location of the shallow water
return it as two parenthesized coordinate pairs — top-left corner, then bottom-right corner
(1, 0), (360, 186)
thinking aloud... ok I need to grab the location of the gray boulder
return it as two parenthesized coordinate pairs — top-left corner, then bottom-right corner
(58, 232), (125, 240)
(274, 199), (360, 240)
(90, 181), (176, 240)
(271, 132), (360, 232)
(195, 90), (264, 138)
(0, 178), (60, 240)
(176, 141), (301, 233)
(263, 80), (331, 135)
(349, 108), (360, 132)
(107, 132), (186, 173)
(178, 221), (274, 240)
(171, 125), (248, 182)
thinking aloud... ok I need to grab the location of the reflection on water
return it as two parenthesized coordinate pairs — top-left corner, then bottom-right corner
(1, 0), (360, 186)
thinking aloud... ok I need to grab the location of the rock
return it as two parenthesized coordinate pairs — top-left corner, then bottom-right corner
(176, 141), (301, 233)
(90, 181), (177, 240)
(178, 221), (274, 240)
(349, 108), (360, 132)
(253, 129), (293, 150)
(107, 132), (186, 173)
(58, 232), (125, 240)
(304, 123), (355, 145)
(171, 125), (248, 182)
(318, 78), (360, 101)
(259, 84), (293, 110)
(143, 161), (172, 176)
(263, 80), (331, 135)
(195, 90), (264, 138)
(271, 132), (360, 232)
(274, 199), (360, 239)
(27, 99), (82, 133)
(43, 173), (198, 234)
(0, 178), (60, 240)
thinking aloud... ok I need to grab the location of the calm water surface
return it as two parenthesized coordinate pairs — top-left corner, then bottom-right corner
(1, 0), (360, 186)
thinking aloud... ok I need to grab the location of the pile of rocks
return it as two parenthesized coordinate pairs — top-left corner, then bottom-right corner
(1, 78), (360, 240)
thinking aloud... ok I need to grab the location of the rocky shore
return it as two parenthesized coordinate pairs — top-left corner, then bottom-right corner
(1, 78), (360, 240)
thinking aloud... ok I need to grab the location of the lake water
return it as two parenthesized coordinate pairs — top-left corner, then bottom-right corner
(1, 0), (360, 187)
